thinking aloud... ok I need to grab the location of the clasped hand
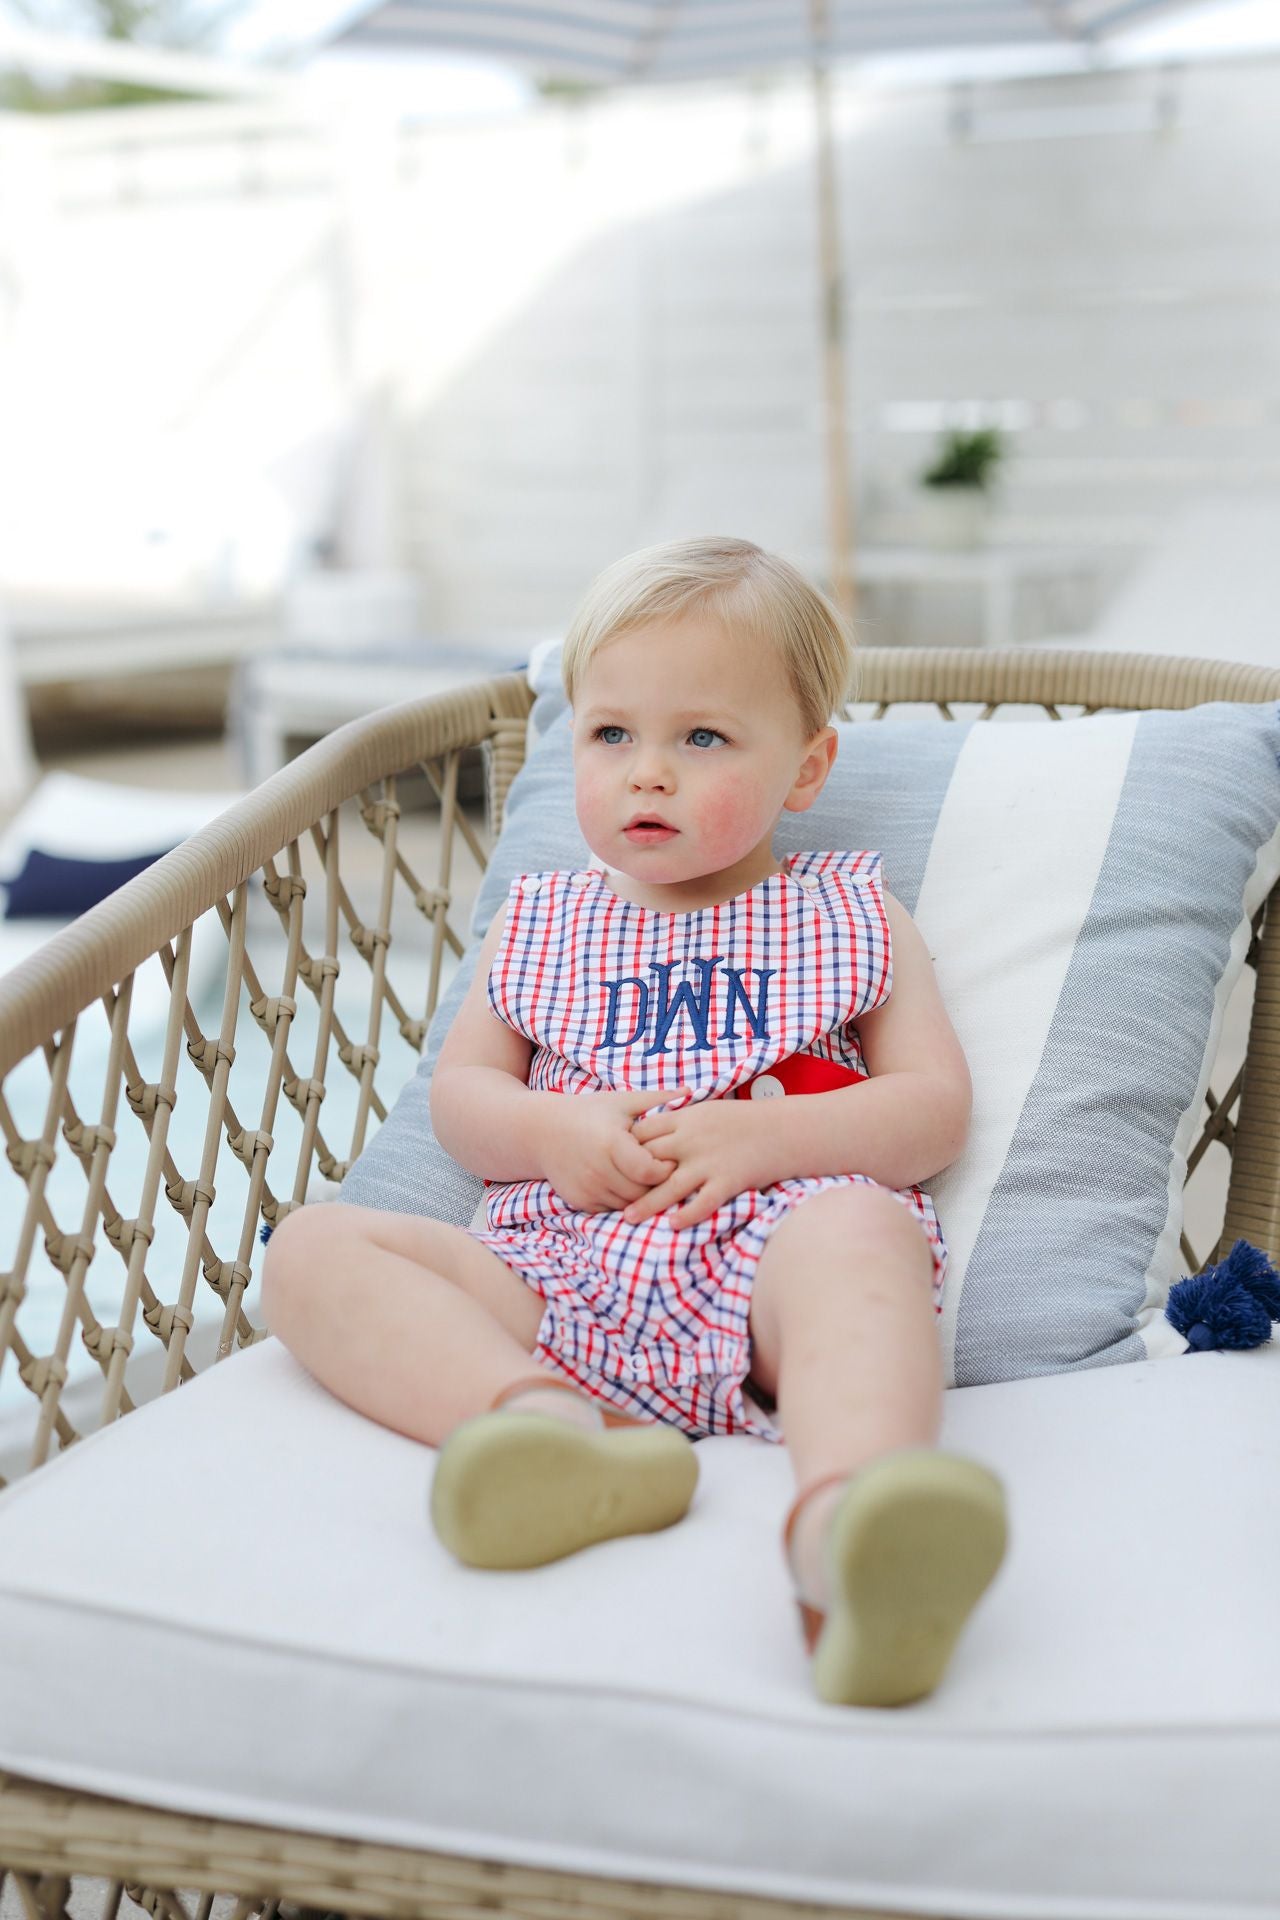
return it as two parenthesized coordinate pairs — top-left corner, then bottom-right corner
(538, 1086), (773, 1228)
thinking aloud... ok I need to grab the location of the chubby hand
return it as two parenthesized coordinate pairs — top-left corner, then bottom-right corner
(625, 1096), (775, 1228)
(539, 1086), (682, 1215)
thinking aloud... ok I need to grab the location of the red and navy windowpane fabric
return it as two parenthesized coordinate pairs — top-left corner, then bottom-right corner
(469, 850), (946, 1441)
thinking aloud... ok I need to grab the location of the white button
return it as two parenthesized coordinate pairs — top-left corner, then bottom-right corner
(520, 877), (541, 894)
(570, 872), (593, 887)
(798, 873), (820, 891)
(749, 1074), (785, 1099)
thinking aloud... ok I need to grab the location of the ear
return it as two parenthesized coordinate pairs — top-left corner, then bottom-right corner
(783, 726), (838, 816)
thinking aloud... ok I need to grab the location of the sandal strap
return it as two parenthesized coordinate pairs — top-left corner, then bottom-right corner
(490, 1373), (645, 1431)
(781, 1469), (851, 1564)
(796, 1597), (826, 1655)
(489, 1374), (562, 1412)
(782, 1473), (852, 1639)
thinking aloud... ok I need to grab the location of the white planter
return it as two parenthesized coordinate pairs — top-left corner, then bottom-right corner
(916, 487), (990, 549)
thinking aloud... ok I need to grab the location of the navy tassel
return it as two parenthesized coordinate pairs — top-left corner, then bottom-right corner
(1165, 1239), (1280, 1351)
(259, 1221), (274, 1246)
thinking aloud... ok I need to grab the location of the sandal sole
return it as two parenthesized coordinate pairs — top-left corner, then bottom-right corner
(812, 1451), (1008, 1708)
(429, 1412), (699, 1569)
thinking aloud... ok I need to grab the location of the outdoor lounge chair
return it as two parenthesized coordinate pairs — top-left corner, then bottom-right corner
(2, 645), (1279, 1920)
(1028, 492), (1280, 667)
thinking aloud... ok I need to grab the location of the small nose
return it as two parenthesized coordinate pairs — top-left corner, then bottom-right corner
(629, 746), (673, 791)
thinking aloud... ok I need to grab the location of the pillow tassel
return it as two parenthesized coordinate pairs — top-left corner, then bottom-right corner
(1165, 1239), (1280, 1351)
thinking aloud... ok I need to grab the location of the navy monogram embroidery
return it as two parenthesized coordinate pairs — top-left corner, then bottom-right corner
(600, 956), (776, 1053)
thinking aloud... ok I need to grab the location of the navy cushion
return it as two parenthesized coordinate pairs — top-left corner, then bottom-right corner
(2, 845), (172, 920)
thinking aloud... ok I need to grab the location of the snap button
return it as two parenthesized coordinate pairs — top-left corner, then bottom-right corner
(570, 872), (593, 887)
(797, 873), (820, 891)
(520, 877), (541, 894)
(749, 1074), (785, 1100)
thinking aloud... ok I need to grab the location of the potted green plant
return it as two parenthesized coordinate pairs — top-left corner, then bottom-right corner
(917, 427), (1006, 548)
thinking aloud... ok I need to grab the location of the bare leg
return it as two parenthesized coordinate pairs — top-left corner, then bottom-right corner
(264, 1201), (697, 1571)
(749, 1187), (1005, 1706)
(261, 1201), (598, 1447)
(748, 1186), (942, 1607)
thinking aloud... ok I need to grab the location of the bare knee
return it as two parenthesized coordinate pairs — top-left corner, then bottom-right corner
(820, 1187), (935, 1296)
(758, 1187), (930, 1302)
(261, 1200), (361, 1329)
(820, 1185), (927, 1261)
(749, 1187), (935, 1389)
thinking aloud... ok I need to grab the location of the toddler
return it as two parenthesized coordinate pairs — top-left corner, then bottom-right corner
(263, 536), (1007, 1709)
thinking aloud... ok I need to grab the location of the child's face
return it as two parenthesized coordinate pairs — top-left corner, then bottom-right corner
(571, 611), (835, 888)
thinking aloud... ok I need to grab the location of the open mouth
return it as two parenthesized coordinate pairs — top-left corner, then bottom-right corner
(624, 820), (678, 843)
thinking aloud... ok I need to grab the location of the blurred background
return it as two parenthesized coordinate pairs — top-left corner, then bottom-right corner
(3, 0), (1279, 1427)
(2, 0), (1279, 804)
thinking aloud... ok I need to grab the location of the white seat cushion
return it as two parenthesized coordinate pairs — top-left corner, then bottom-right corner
(1, 1337), (1278, 1917)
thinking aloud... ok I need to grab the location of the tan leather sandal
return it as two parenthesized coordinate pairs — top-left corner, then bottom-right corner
(783, 1450), (1008, 1708)
(429, 1373), (699, 1570)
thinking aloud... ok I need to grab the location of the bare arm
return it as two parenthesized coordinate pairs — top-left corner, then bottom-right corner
(625, 891), (973, 1223)
(431, 901), (678, 1206)
(754, 890), (972, 1189)
(429, 903), (562, 1182)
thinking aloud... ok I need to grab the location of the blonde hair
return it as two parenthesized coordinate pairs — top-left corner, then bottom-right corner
(561, 536), (855, 739)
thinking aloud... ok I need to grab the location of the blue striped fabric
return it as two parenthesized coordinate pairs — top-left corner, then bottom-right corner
(952, 700), (1280, 1383)
(342, 677), (1280, 1389)
(332, 2), (1188, 85)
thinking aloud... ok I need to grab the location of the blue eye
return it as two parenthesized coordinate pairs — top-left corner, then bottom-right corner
(589, 723), (726, 748)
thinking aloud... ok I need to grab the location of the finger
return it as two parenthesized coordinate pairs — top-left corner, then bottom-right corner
(619, 1085), (692, 1115)
(665, 1182), (720, 1228)
(617, 1086), (671, 1113)
(619, 1164), (677, 1207)
(631, 1114), (676, 1147)
(623, 1166), (702, 1226)
(620, 1190), (667, 1227)
(620, 1173), (678, 1225)
(613, 1134), (673, 1186)
(574, 1186), (632, 1214)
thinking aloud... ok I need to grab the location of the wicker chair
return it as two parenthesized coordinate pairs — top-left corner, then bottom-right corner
(2, 647), (1279, 1920)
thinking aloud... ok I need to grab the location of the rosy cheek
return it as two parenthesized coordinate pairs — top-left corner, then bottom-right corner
(698, 775), (764, 860)
(574, 763), (610, 833)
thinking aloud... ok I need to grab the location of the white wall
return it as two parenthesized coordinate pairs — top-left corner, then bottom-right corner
(391, 56), (1280, 634)
(2, 53), (1277, 640)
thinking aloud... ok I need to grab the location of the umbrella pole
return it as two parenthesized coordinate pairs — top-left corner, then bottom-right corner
(809, 0), (856, 626)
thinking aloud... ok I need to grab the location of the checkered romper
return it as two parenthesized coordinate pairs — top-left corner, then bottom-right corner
(467, 850), (947, 1443)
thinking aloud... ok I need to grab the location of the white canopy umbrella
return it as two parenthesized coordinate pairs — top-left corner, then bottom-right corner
(327, 0), (1205, 618)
